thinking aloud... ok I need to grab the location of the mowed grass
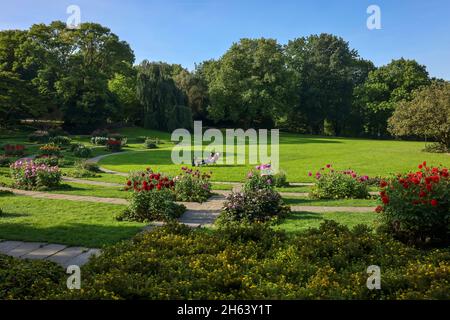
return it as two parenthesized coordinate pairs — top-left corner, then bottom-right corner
(275, 211), (379, 234)
(283, 196), (379, 207)
(97, 128), (450, 182)
(0, 194), (145, 247)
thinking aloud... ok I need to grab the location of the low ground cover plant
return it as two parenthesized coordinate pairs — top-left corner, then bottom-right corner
(376, 162), (449, 245)
(174, 167), (212, 202)
(10, 160), (61, 189)
(309, 164), (370, 199)
(39, 222), (450, 300)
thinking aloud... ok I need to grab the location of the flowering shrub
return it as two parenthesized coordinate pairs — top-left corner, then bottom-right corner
(49, 136), (71, 146)
(144, 138), (158, 149)
(34, 156), (59, 167)
(376, 162), (449, 245)
(244, 164), (289, 191)
(10, 160), (61, 189)
(3, 144), (25, 157)
(105, 139), (122, 152)
(218, 188), (290, 224)
(119, 168), (184, 222)
(174, 167), (212, 202)
(72, 145), (92, 158)
(39, 143), (61, 157)
(309, 164), (369, 199)
(91, 136), (108, 145)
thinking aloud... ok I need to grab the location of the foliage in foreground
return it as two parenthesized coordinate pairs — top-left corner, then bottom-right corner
(2, 222), (450, 300)
(52, 222), (450, 300)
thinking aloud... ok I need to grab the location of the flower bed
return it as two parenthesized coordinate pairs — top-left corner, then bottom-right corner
(309, 164), (370, 199)
(376, 162), (449, 245)
(39, 143), (61, 158)
(10, 160), (61, 189)
(3, 144), (25, 157)
(174, 167), (212, 202)
(119, 168), (184, 222)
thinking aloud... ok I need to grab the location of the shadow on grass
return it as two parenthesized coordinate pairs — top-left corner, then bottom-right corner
(0, 222), (145, 248)
(284, 211), (322, 221)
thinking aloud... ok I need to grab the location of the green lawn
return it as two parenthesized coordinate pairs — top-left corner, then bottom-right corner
(275, 211), (379, 234)
(0, 194), (145, 247)
(283, 196), (378, 207)
(96, 128), (450, 182)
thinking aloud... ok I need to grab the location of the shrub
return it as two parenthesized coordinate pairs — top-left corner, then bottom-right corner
(91, 136), (108, 145)
(39, 143), (61, 157)
(49, 136), (71, 146)
(174, 167), (212, 202)
(423, 143), (448, 154)
(309, 165), (369, 199)
(10, 160), (61, 189)
(219, 188), (290, 224)
(125, 168), (174, 192)
(105, 139), (122, 152)
(144, 138), (158, 149)
(376, 162), (449, 245)
(3, 144), (25, 157)
(72, 145), (92, 158)
(34, 156), (60, 167)
(118, 188), (185, 222)
(65, 160), (101, 178)
(272, 170), (289, 187)
(244, 164), (275, 192)
(0, 155), (11, 167)
(28, 130), (49, 143)
(55, 221), (450, 300)
(0, 254), (65, 300)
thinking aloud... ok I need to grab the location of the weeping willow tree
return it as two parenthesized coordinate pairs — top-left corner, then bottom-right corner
(136, 61), (192, 131)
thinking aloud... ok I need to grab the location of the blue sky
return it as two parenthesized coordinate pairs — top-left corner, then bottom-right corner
(1, 0), (449, 79)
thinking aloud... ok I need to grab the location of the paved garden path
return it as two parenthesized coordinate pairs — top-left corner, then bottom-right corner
(0, 240), (100, 268)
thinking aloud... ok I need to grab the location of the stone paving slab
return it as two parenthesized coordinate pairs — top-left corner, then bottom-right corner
(7, 242), (47, 258)
(64, 248), (101, 268)
(0, 241), (24, 254)
(46, 246), (89, 266)
(22, 244), (67, 260)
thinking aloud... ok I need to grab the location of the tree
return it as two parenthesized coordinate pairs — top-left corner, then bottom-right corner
(136, 61), (191, 131)
(206, 38), (289, 128)
(388, 81), (450, 150)
(285, 34), (364, 135)
(356, 58), (430, 137)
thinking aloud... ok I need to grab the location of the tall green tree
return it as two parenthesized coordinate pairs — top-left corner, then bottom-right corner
(355, 58), (430, 137)
(206, 38), (289, 128)
(285, 34), (365, 135)
(136, 61), (191, 131)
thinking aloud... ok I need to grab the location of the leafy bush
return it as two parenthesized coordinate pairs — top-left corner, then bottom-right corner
(376, 162), (449, 245)
(219, 188), (290, 224)
(309, 165), (369, 199)
(65, 161), (101, 178)
(3, 144), (25, 157)
(423, 143), (448, 153)
(144, 138), (158, 149)
(28, 130), (49, 143)
(118, 188), (185, 222)
(55, 222), (450, 300)
(0, 254), (65, 300)
(91, 128), (109, 138)
(174, 167), (212, 202)
(34, 156), (60, 167)
(244, 164), (289, 190)
(272, 170), (289, 187)
(49, 136), (71, 146)
(39, 143), (61, 157)
(72, 145), (93, 158)
(91, 136), (108, 145)
(10, 160), (61, 189)
(105, 139), (122, 152)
